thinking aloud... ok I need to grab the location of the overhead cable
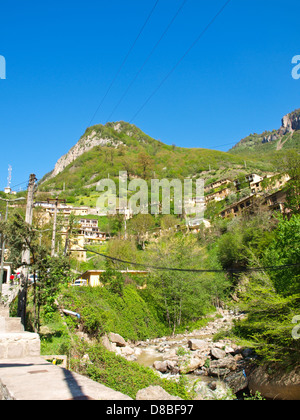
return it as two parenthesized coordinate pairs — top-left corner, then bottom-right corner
(130, 0), (232, 123)
(88, 0), (160, 127)
(106, 0), (188, 123)
(76, 247), (300, 274)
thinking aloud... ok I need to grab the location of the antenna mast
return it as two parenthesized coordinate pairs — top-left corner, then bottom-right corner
(7, 165), (12, 189)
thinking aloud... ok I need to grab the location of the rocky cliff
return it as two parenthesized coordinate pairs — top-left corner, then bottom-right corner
(263, 109), (300, 143)
(280, 109), (300, 134)
(230, 108), (300, 152)
(49, 124), (124, 179)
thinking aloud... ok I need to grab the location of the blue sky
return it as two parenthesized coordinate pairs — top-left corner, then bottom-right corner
(0, 0), (299, 190)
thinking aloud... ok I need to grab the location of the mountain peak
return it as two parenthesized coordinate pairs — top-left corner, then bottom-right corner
(47, 121), (155, 180)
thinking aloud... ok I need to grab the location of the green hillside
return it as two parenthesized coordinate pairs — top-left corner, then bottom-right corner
(40, 121), (276, 197)
(229, 108), (300, 158)
(229, 130), (300, 158)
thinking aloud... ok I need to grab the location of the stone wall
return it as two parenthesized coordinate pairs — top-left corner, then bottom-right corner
(0, 332), (40, 359)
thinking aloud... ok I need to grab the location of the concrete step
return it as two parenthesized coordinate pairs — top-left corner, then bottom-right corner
(0, 317), (24, 333)
(0, 306), (10, 318)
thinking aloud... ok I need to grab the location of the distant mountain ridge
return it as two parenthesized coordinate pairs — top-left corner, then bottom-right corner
(40, 109), (299, 193)
(229, 109), (300, 155)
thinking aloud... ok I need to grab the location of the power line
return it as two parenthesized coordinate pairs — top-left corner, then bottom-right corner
(106, 0), (188, 124)
(75, 247), (300, 274)
(10, 181), (29, 189)
(130, 0), (232, 123)
(88, 0), (160, 127)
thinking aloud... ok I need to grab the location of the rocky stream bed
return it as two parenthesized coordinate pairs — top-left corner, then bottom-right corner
(101, 309), (255, 400)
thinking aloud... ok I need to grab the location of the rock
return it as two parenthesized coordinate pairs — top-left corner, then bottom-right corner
(101, 334), (115, 352)
(162, 348), (178, 361)
(153, 360), (168, 373)
(248, 365), (300, 400)
(108, 332), (126, 347)
(211, 348), (226, 360)
(188, 339), (208, 351)
(136, 386), (182, 401)
(166, 360), (178, 372)
(49, 130), (124, 180)
(208, 356), (237, 377)
(179, 356), (206, 374)
(225, 346), (235, 354)
(82, 354), (92, 364)
(241, 348), (254, 358)
(194, 381), (234, 400)
(39, 326), (52, 335)
(224, 371), (248, 394)
(208, 367), (231, 378)
(120, 346), (134, 357)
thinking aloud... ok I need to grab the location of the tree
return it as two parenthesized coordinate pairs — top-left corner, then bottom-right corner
(101, 268), (125, 297)
(6, 213), (71, 332)
(105, 239), (137, 270)
(160, 214), (178, 230)
(63, 212), (80, 256)
(264, 215), (300, 296)
(275, 150), (300, 214)
(137, 152), (154, 179)
(147, 234), (223, 335)
(128, 214), (155, 249)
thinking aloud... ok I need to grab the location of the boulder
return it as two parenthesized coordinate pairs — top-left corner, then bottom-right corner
(108, 332), (126, 347)
(101, 334), (115, 352)
(136, 386), (182, 401)
(166, 360), (179, 373)
(194, 381), (234, 400)
(162, 348), (178, 361)
(208, 356), (237, 377)
(153, 360), (168, 373)
(179, 356), (206, 374)
(120, 346), (135, 357)
(224, 371), (248, 394)
(188, 339), (208, 351)
(248, 365), (300, 400)
(211, 347), (226, 360)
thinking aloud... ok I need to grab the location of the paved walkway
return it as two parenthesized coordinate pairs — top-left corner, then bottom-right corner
(0, 357), (132, 400)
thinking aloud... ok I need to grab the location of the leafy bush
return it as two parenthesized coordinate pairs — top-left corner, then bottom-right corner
(60, 284), (169, 341)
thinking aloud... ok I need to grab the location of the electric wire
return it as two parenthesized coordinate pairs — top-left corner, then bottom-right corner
(129, 0), (232, 123)
(72, 247), (300, 274)
(105, 0), (188, 123)
(88, 0), (160, 127)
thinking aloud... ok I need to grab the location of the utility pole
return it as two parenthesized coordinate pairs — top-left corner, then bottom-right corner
(47, 197), (66, 257)
(18, 174), (36, 325)
(22, 174), (37, 266)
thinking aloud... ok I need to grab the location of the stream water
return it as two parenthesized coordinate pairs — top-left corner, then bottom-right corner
(133, 314), (235, 393)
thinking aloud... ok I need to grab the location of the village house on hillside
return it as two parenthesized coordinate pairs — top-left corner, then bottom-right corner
(204, 178), (231, 194)
(233, 173), (264, 192)
(219, 194), (255, 219)
(78, 218), (109, 244)
(264, 188), (290, 215)
(77, 269), (148, 288)
(61, 217), (110, 262)
(34, 201), (90, 223)
(205, 187), (231, 204)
